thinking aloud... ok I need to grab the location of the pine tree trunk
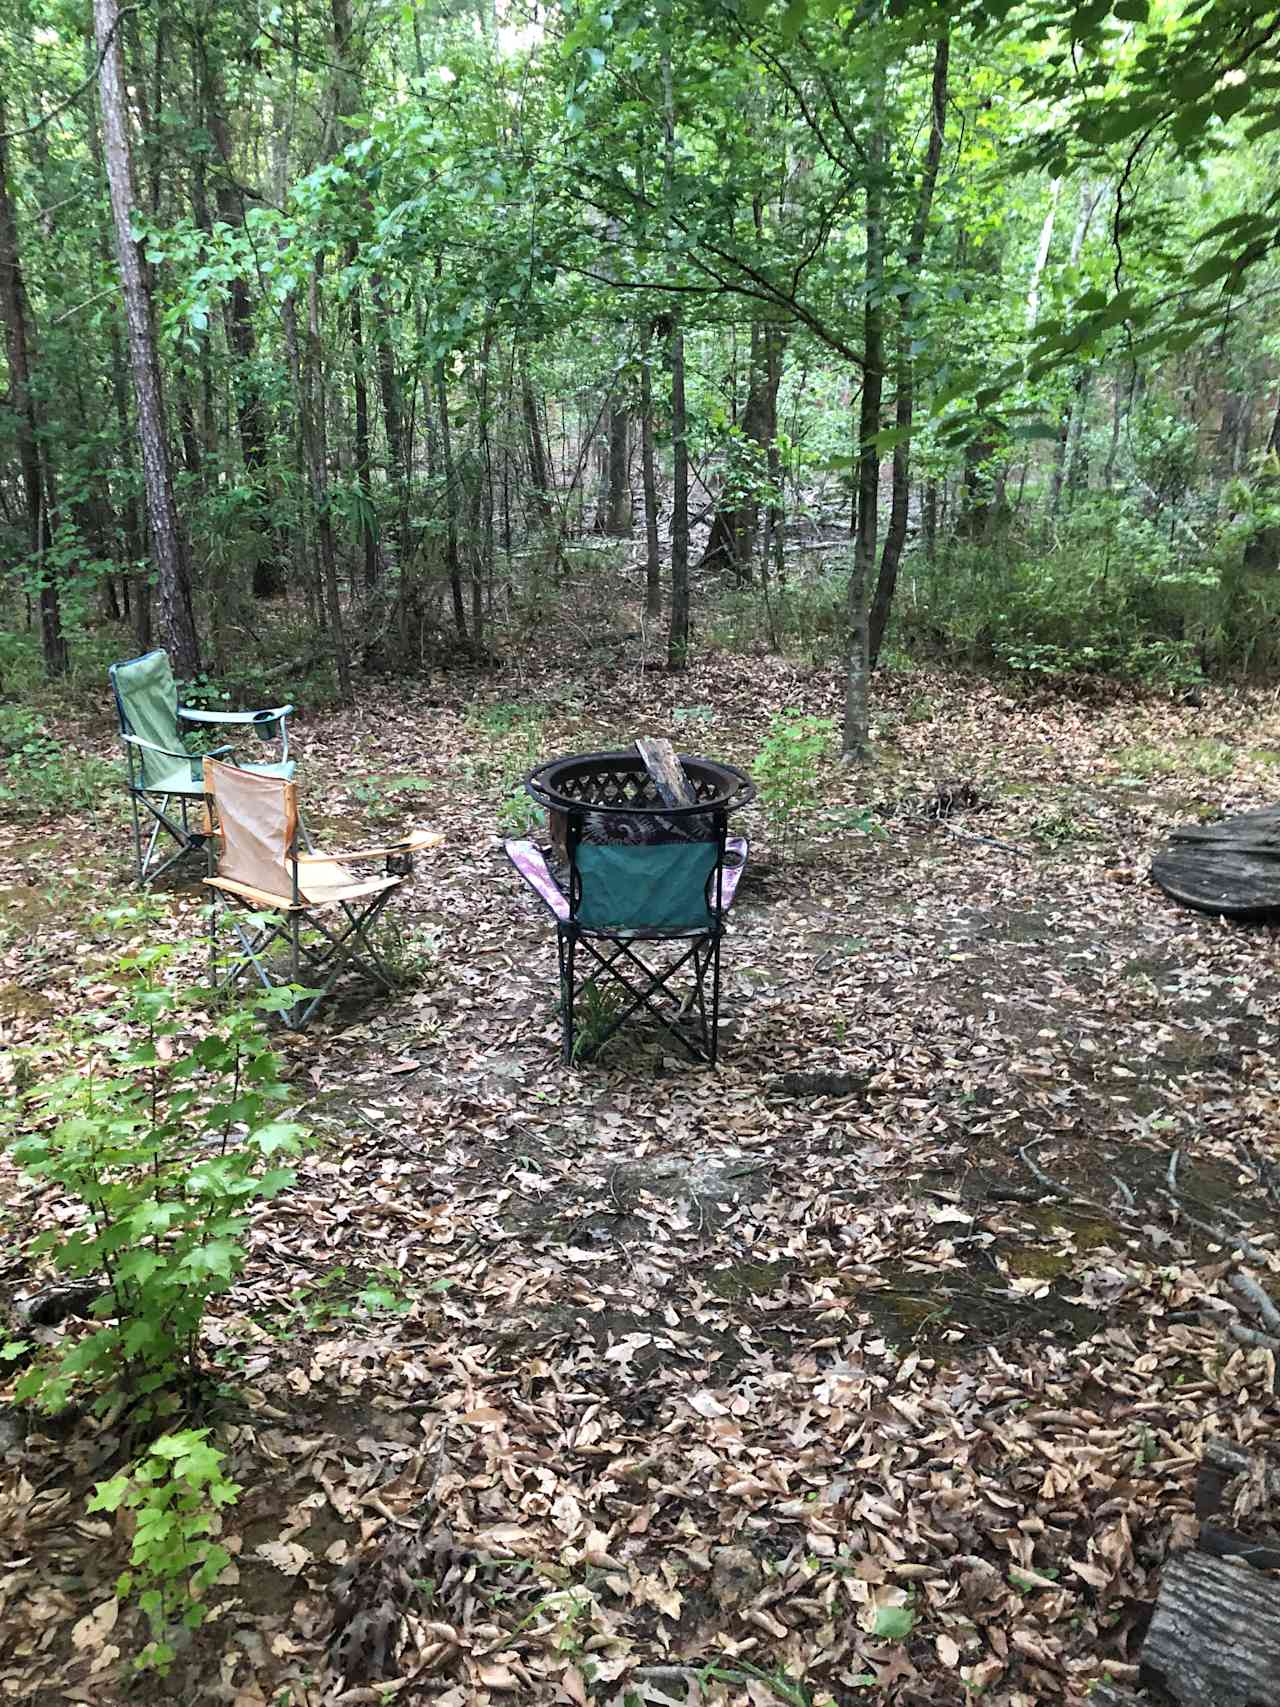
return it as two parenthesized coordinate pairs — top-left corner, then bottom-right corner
(94, 0), (199, 676)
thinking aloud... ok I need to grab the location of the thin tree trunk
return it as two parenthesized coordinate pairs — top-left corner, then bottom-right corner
(868, 35), (948, 670)
(602, 404), (631, 535)
(200, 40), (281, 600)
(0, 89), (66, 677)
(436, 359), (468, 641)
(302, 263), (352, 698)
(640, 343), (662, 623)
(1026, 178), (1061, 331)
(349, 266), (378, 591)
(667, 318), (690, 669)
(94, 0), (199, 675)
(662, 44), (689, 670)
(843, 98), (885, 759)
(371, 274), (407, 576)
(1049, 181), (1104, 516)
(521, 358), (553, 525)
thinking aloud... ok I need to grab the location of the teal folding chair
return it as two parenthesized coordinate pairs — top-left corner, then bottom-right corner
(109, 648), (294, 885)
(506, 811), (749, 1064)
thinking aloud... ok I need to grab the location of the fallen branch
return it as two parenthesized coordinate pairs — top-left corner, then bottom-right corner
(1156, 1189), (1272, 1265)
(1018, 1136), (1128, 1221)
(1231, 1271), (1280, 1334)
(940, 821), (1029, 856)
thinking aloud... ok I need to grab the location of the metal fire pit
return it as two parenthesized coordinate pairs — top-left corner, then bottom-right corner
(525, 749), (755, 845)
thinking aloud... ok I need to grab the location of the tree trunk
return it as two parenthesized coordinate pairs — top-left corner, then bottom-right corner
(199, 39), (281, 601)
(94, 0), (199, 676)
(667, 318), (690, 669)
(1048, 181), (1104, 517)
(350, 268), (378, 591)
(1244, 393), (1280, 572)
(301, 263), (352, 699)
(0, 89), (66, 677)
(436, 359), (468, 642)
(602, 404), (631, 535)
(521, 359), (553, 525)
(843, 105), (884, 760)
(700, 319), (783, 580)
(662, 44), (689, 670)
(371, 274), (407, 575)
(1026, 178), (1061, 332)
(1141, 1551), (1280, 1707)
(868, 35), (949, 670)
(640, 344), (662, 623)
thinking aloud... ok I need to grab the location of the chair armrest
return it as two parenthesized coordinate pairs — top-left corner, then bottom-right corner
(123, 733), (233, 761)
(178, 704), (293, 726)
(295, 831), (443, 863)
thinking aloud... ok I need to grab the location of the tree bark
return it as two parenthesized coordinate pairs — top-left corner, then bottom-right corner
(602, 404), (631, 535)
(521, 358), (554, 525)
(435, 359), (468, 642)
(843, 99), (884, 759)
(667, 317), (690, 669)
(350, 268), (378, 591)
(662, 43), (689, 669)
(0, 89), (66, 677)
(1141, 1551), (1280, 1707)
(199, 36), (281, 599)
(94, 0), (199, 676)
(301, 263), (352, 699)
(868, 35), (949, 670)
(639, 344), (662, 623)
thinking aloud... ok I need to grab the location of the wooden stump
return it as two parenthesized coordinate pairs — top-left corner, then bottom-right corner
(1140, 1551), (1280, 1707)
(1152, 805), (1280, 920)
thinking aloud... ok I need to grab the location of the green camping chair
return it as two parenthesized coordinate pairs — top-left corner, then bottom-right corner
(109, 648), (294, 885)
(506, 814), (750, 1065)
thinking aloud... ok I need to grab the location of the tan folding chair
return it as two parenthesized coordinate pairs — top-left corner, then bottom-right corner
(202, 758), (441, 1027)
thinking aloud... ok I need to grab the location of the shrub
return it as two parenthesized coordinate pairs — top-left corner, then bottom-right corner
(88, 1429), (240, 1674)
(0, 710), (118, 818)
(754, 712), (836, 858)
(7, 917), (308, 1418)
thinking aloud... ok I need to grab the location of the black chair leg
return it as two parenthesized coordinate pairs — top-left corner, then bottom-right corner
(558, 929), (577, 1063)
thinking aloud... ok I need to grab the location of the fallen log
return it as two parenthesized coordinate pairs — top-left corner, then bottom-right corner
(1140, 1551), (1280, 1707)
(1196, 1436), (1280, 1517)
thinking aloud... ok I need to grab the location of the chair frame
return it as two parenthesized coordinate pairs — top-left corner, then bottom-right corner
(513, 806), (746, 1066)
(202, 765), (429, 1029)
(109, 649), (293, 886)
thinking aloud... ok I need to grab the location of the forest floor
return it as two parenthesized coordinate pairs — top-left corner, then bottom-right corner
(2, 605), (1280, 1706)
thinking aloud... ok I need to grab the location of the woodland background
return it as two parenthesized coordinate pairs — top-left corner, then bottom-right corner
(1, 0), (1279, 744)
